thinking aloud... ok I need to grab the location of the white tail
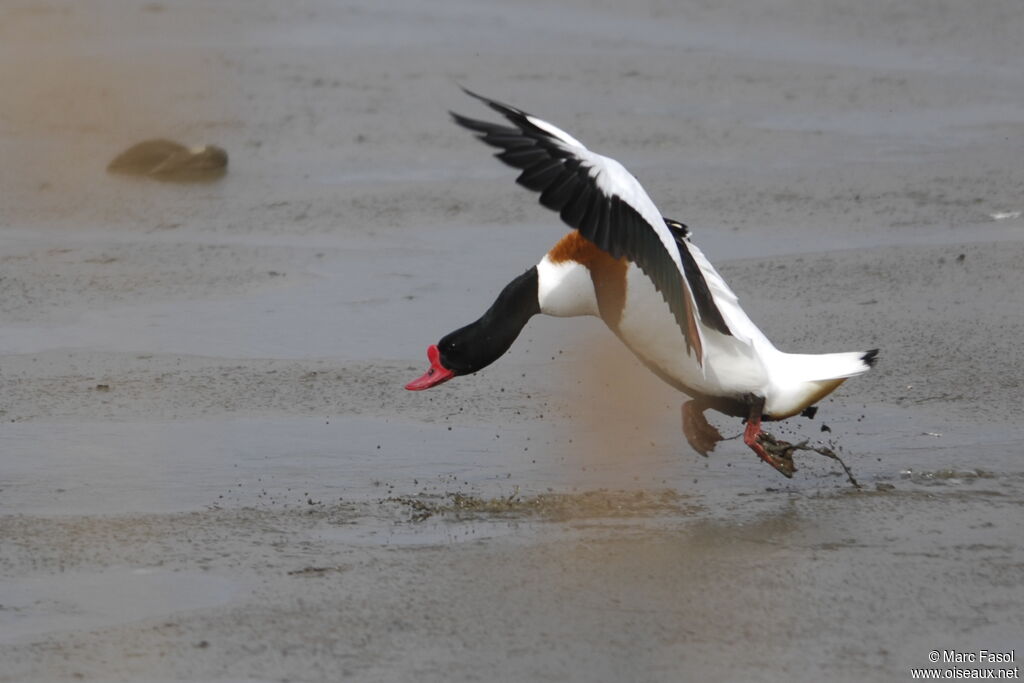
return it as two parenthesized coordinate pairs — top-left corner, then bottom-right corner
(764, 348), (878, 419)
(783, 349), (878, 383)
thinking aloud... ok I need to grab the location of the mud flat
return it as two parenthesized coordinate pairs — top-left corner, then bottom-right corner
(2, 1), (1023, 681)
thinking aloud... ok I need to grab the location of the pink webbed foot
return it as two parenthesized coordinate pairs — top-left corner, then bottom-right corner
(743, 401), (796, 479)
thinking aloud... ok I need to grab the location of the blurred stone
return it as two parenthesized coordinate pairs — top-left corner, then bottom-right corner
(107, 139), (227, 181)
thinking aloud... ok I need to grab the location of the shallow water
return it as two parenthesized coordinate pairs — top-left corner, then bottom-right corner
(0, 570), (242, 645)
(4, 401), (1020, 516)
(2, 214), (1020, 360)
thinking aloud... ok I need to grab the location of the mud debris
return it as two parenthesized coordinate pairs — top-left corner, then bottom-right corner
(759, 432), (862, 488)
(287, 565), (350, 577)
(387, 488), (693, 522)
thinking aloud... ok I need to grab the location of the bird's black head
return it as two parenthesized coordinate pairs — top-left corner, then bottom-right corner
(405, 267), (540, 391)
(437, 325), (487, 374)
(405, 311), (524, 391)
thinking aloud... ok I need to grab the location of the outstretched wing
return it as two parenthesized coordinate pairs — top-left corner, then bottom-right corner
(452, 89), (731, 363)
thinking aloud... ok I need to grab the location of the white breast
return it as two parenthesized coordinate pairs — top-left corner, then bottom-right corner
(536, 255), (599, 318)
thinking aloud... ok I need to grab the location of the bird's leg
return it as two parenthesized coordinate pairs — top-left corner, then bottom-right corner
(681, 400), (723, 456)
(743, 396), (796, 478)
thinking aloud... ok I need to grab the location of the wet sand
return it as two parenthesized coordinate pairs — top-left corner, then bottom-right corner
(2, 1), (1023, 681)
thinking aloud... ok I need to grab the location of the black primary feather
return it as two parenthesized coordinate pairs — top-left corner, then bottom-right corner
(451, 90), (732, 350)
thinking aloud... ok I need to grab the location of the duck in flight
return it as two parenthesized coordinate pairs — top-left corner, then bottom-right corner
(407, 89), (877, 477)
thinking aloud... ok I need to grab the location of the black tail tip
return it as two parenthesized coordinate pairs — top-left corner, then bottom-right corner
(862, 349), (880, 367)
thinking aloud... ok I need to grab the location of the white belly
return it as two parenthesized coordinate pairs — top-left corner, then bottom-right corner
(616, 265), (769, 398)
(536, 256), (771, 400)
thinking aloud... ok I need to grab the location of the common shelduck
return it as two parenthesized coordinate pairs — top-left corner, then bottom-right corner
(407, 90), (878, 478)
